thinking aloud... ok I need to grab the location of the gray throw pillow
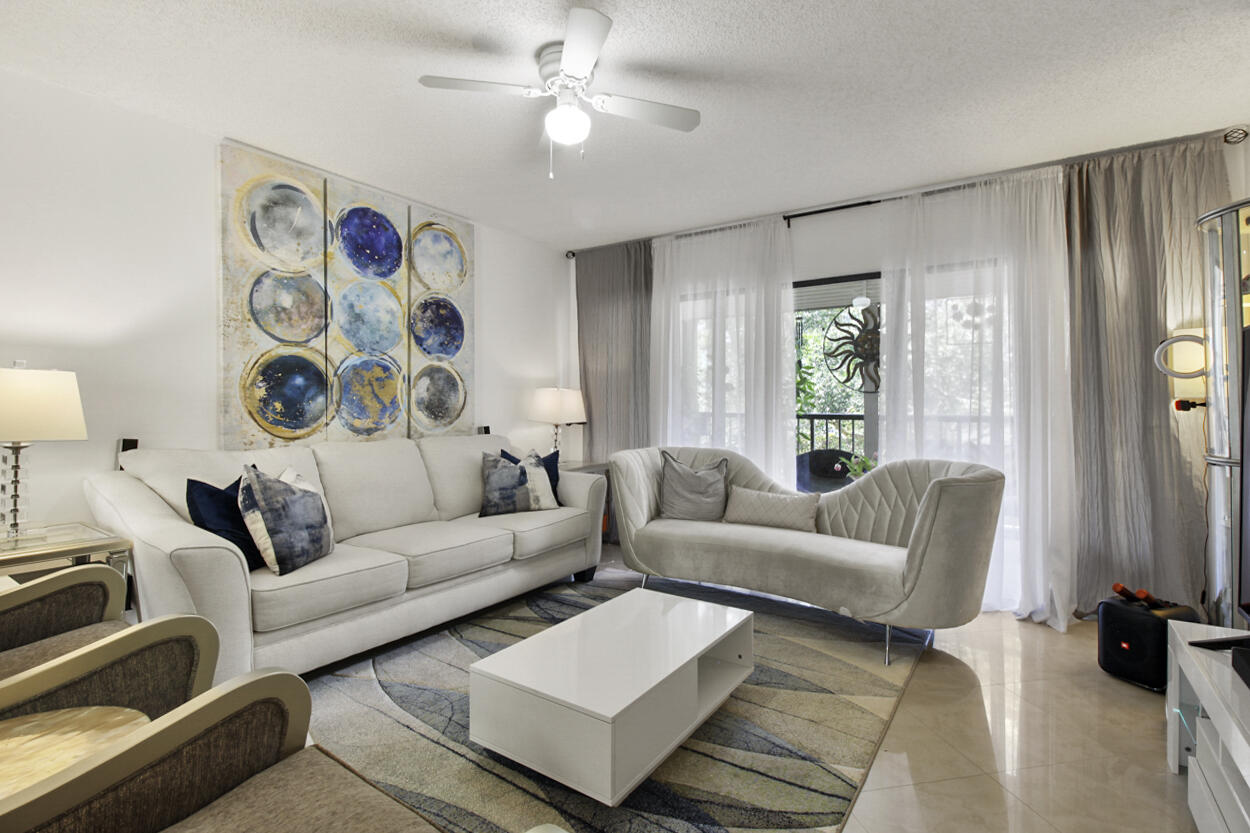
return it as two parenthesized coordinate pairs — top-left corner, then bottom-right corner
(659, 450), (729, 521)
(480, 451), (559, 517)
(238, 465), (334, 576)
(723, 485), (819, 532)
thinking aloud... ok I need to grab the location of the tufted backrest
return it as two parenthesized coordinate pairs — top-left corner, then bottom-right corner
(817, 459), (991, 548)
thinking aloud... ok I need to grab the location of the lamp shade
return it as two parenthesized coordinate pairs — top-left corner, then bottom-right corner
(0, 369), (88, 442)
(529, 387), (586, 425)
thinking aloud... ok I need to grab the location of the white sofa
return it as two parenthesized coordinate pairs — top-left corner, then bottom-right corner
(610, 447), (1005, 659)
(84, 434), (605, 684)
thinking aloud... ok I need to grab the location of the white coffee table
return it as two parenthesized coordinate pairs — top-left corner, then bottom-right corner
(469, 588), (754, 806)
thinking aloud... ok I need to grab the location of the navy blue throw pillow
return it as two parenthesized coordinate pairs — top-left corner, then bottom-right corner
(501, 448), (561, 505)
(186, 478), (267, 572)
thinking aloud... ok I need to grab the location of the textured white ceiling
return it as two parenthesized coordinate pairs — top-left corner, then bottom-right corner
(2, 0), (1249, 249)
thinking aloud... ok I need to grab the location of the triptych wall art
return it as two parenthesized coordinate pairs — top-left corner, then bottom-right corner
(219, 141), (474, 449)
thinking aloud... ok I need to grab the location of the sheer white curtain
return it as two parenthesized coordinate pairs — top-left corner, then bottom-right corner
(881, 168), (1077, 629)
(651, 218), (796, 484)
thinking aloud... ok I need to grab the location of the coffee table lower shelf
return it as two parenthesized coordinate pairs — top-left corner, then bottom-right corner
(469, 607), (753, 806)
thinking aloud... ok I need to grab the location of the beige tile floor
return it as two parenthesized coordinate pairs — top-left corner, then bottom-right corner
(597, 546), (1194, 832)
(846, 610), (1195, 833)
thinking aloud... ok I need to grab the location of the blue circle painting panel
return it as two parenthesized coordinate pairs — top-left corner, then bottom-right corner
(338, 281), (402, 354)
(241, 179), (325, 271)
(248, 271), (328, 344)
(336, 205), (403, 279)
(411, 363), (466, 432)
(411, 222), (468, 291)
(336, 353), (404, 435)
(409, 294), (465, 360)
(240, 347), (328, 439)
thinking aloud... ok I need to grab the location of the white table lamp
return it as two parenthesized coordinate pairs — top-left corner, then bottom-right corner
(0, 368), (88, 537)
(529, 387), (586, 453)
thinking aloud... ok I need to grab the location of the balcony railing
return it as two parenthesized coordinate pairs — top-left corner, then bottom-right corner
(796, 412), (865, 457)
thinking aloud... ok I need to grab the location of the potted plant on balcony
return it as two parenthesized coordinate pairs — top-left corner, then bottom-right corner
(845, 453), (878, 480)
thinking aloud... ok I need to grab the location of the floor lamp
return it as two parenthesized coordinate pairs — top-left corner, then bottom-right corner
(0, 368), (88, 538)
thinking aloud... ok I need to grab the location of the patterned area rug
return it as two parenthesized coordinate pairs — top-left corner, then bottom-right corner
(307, 571), (924, 833)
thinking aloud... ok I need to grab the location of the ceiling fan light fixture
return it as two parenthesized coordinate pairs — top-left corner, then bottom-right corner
(545, 92), (591, 145)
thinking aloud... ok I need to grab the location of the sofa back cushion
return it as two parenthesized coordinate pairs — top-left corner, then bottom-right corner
(311, 439), (438, 540)
(417, 434), (512, 520)
(119, 446), (325, 522)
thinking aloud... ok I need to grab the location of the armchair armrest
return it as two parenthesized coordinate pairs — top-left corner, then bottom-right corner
(0, 614), (218, 723)
(0, 565), (125, 652)
(0, 670), (308, 833)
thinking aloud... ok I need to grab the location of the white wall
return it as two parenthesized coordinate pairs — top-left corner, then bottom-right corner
(474, 226), (571, 454)
(0, 69), (568, 525)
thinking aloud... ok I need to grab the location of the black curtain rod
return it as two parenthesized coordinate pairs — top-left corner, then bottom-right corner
(783, 200), (881, 228)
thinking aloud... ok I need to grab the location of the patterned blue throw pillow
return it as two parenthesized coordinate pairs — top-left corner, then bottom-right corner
(238, 465), (334, 575)
(501, 448), (561, 505)
(480, 451), (559, 517)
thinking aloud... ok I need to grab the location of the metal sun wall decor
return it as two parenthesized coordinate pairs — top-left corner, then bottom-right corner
(823, 305), (880, 393)
(219, 141), (474, 449)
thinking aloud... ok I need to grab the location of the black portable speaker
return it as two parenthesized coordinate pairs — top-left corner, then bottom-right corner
(1097, 597), (1199, 690)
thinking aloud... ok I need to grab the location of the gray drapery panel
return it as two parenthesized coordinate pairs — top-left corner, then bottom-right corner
(575, 240), (652, 461)
(1067, 136), (1229, 612)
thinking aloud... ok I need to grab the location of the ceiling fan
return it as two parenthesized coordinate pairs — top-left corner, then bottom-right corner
(418, 7), (701, 148)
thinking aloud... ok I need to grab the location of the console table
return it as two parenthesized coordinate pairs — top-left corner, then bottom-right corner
(1168, 620), (1250, 833)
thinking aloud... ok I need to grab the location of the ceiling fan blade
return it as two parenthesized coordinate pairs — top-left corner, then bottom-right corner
(418, 76), (542, 97)
(559, 7), (612, 79)
(591, 93), (701, 132)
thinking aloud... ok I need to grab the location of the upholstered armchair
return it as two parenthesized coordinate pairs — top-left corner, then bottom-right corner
(0, 565), (129, 678)
(0, 565), (218, 720)
(0, 671), (439, 833)
(610, 447), (1005, 659)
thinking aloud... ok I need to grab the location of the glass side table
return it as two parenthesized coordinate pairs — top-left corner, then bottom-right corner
(0, 523), (135, 612)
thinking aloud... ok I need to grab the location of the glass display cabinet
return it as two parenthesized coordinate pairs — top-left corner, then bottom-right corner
(1197, 199), (1250, 625)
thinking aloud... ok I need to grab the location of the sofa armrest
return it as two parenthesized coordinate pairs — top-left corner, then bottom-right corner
(556, 470), (604, 511)
(608, 449), (664, 574)
(558, 470), (606, 569)
(0, 565), (125, 652)
(85, 471), (255, 684)
(0, 670), (309, 833)
(0, 614), (218, 722)
(882, 467), (1006, 629)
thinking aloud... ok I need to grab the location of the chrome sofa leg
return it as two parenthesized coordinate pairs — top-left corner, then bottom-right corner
(884, 624), (892, 666)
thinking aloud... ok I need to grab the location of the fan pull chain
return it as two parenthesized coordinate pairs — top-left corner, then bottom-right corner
(580, 142), (585, 161)
(548, 139), (554, 180)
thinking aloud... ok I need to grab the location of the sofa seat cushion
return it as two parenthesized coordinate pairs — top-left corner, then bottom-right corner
(454, 506), (589, 559)
(249, 544), (408, 632)
(633, 519), (909, 617)
(346, 522), (513, 589)
(0, 620), (129, 680)
(164, 746), (438, 833)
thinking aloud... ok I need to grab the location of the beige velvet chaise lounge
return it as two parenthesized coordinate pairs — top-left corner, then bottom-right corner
(609, 447), (1006, 662)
